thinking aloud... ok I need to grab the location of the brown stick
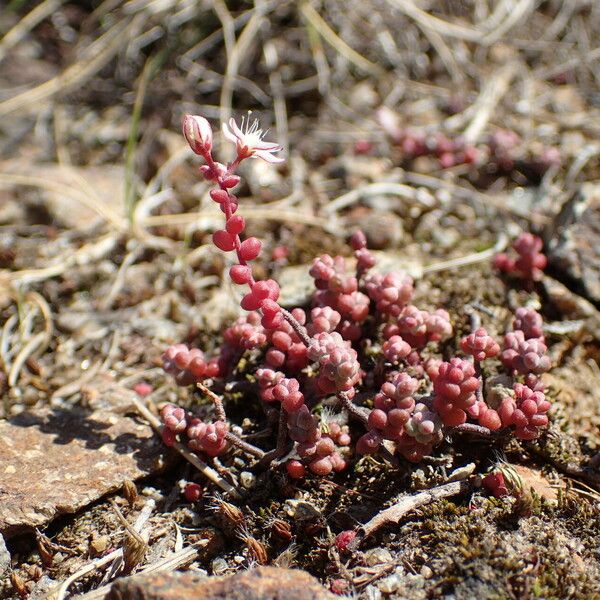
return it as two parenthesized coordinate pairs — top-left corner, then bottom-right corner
(225, 432), (265, 459)
(281, 308), (311, 347)
(196, 381), (226, 421)
(348, 478), (473, 550)
(337, 390), (369, 425)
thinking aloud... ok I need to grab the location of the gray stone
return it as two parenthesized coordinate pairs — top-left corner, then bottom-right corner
(0, 533), (10, 577)
(547, 183), (600, 303)
(0, 407), (168, 537)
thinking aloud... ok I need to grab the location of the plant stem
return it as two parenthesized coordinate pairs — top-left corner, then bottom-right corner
(225, 432), (265, 459)
(196, 381), (226, 421)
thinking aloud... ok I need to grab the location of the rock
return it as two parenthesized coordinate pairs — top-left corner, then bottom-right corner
(512, 465), (561, 503)
(0, 408), (168, 537)
(0, 533), (10, 577)
(546, 183), (600, 303)
(377, 568), (404, 594)
(541, 275), (600, 339)
(364, 547), (394, 567)
(106, 567), (336, 600)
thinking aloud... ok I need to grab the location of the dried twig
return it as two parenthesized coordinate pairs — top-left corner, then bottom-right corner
(463, 63), (517, 145)
(349, 477), (474, 549)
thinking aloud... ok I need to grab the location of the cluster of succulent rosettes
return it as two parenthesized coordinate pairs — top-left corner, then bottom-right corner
(488, 130), (561, 174)
(375, 108), (478, 169)
(460, 328), (500, 362)
(162, 344), (220, 385)
(513, 307), (544, 340)
(382, 335), (412, 363)
(488, 129), (521, 171)
(376, 109), (560, 175)
(357, 373), (442, 461)
(431, 358), (480, 426)
(350, 230), (377, 277)
(497, 376), (551, 440)
(494, 232), (547, 281)
(269, 376), (305, 413)
(382, 307), (452, 349)
(286, 406), (349, 476)
(309, 255), (370, 341)
(307, 331), (361, 395)
(364, 373), (418, 441)
(365, 271), (415, 318)
(265, 308), (308, 371)
(223, 312), (266, 350)
(160, 404), (228, 456)
(501, 330), (550, 375)
(163, 113), (558, 482)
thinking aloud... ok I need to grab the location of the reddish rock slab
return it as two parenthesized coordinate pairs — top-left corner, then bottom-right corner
(106, 567), (336, 600)
(0, 408), (167, 537)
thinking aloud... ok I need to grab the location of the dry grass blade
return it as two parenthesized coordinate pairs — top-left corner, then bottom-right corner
(4, 291), (54, 388)
(463, 63), (517, 145)
(481, 0), (536, 46)
(0, 171), (126, 230)
(139, 207), (339, 234)
(54, 499), (155, 599)
(300, 3), (384, 77)
(220, 7), (267, 125)
(0, 16), (140, 117)
(385, 0), (482, 42)
(73, 545), (202, 599)
(0, 0), (66, 62)
(3, 233), (120, 287)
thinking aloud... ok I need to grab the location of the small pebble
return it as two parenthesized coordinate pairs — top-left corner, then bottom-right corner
(211, 557), (229, 575)
(284, 499), (321, 520)
(364, 584), (383, 600)
(364, 547), (394, 566)
(240, 471), (255, 489)
(421, 565), (433, 578)
(378, 570), (403, 594)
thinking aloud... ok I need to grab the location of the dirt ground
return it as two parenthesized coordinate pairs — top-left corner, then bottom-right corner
(0, 2), (599, 599)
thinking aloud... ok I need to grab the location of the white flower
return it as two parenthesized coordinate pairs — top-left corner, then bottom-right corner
(222, 114), (284, 163)
(183, 114), (213, 155)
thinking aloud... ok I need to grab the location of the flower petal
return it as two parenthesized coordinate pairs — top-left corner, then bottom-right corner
(228, 117), (244, 138)
(221, 122), (238, 144)
(253, 150), (285, 163)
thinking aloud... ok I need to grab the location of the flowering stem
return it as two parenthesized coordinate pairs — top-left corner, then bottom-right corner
(202, 151), (257, 288)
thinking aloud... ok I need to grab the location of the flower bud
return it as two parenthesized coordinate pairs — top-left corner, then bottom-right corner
(183, 114), (212, 155)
